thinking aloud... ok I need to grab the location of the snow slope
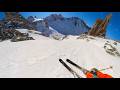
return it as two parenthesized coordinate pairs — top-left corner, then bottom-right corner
(0, 32), (120, 78)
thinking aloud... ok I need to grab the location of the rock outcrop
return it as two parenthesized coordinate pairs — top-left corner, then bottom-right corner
(104, 41), (120, 57)
(0, 12), (35, 42)
(4, 12), (34, 29)
(88, 14), (112, 38)
(0, 29), (34, 42)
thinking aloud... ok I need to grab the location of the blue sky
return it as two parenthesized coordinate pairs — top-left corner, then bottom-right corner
(0, 12), (120, 41)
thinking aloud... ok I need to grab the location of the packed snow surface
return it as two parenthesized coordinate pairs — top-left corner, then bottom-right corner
(0, 32), (120, 78)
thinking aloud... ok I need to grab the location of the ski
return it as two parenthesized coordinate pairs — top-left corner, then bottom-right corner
(59, 59), (82, 78)
(66, 59), (89, 74)
(66, 59), (113, 73)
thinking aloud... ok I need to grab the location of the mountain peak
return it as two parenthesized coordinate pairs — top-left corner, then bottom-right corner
(45, 14), (64, 21)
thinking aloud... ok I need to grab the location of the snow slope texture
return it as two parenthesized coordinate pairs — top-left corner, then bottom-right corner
(0, 32), (120, 78)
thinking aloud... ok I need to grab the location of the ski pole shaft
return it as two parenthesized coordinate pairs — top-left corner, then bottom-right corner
(99, 66), (113, 71)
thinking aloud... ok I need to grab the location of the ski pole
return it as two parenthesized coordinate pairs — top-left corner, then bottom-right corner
(99, 66), (113, 71)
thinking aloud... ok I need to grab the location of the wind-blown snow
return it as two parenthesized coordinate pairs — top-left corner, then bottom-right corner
(0, 32), (120, 78)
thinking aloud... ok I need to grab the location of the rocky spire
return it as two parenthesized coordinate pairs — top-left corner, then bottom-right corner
(88, 14), (112, 37)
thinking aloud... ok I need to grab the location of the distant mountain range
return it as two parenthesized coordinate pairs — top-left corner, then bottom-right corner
(27, 14), (90, 38)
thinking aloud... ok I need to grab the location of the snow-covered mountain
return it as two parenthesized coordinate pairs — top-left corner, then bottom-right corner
(44, 14), (90, 35)
(0, 31), (120, 78)
(27, 14), (90, 39)
(27, 16), (65, 40)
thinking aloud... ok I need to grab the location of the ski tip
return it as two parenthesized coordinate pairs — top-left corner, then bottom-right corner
(59, 59), (62, 62)
(66, 59), (70, 62)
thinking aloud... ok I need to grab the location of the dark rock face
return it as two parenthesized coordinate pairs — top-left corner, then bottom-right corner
(88, 14), (112, 38)
(0, 28), (34, 42)
(11, 33), (34, 42)
(0, 28), (14, 41)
